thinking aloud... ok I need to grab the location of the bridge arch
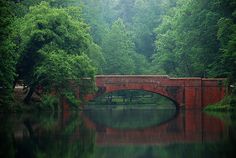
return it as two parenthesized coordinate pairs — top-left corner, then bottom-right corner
(92, 88), (180, 108)
(82, 75), (227, 109)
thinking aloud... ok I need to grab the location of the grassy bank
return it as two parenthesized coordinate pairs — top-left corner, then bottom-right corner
(204, 94), (236, 112)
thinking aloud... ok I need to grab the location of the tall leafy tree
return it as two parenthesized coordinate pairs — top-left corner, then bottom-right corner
(213, 0), (236, 83)
(153, 0), (222, 77)
(102, 19), (136, 74)
(71, 0), (165, 74)
(132, 0), (164, 58)
(13, 2), (99, 103)
(0, 0), (17, 107)
(115, 0), (136, 24)
(79, 0), (117, 45)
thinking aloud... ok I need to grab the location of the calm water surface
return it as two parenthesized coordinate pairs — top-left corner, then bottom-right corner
(1, 106), (236, 158)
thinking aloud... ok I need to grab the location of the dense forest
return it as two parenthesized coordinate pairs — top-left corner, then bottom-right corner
(0, 0), (236, 110)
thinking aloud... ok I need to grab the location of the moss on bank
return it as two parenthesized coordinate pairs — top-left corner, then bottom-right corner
(204, 94), (236, 112)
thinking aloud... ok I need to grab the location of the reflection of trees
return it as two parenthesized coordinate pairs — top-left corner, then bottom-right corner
(32, 122), (95, 158)
(0, 112), (95, 158)
(84, 109), (177, 129)
(2, 111), (236, 158)
(0, 115), (15, 158)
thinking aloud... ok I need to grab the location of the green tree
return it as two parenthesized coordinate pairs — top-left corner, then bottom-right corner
(132, 0), (164, 58)
(49, 0), (78, 7)
(102, 19), (135, 74)
(0, 0), (17, 107)
(153, 0), (222, 77)
(72, 0), (164, 74)
(115, 0), (136, 24)
(214, 0), (236, 83)
(13, 2), (99, 104)
(34, 50), (95, 108)
(79, 0), (117, 45)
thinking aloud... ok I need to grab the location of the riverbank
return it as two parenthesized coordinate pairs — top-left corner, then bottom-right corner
(5, 86), (82, 113)
(204, 94), (236, 112)
(2, 86), (46, 112)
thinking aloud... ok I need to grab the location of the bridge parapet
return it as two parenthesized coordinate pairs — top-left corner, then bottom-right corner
(96, 75), (169, 85)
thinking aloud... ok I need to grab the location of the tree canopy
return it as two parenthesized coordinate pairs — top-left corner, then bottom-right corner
(102, 19), (136, 74)
(0, 0), (18, 107)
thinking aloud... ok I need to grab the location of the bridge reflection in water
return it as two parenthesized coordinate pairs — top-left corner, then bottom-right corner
(3, 108), (231, 158)
(80, 110), (226, 146)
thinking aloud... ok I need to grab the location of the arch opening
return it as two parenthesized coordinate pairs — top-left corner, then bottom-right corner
(86, 89), (178, 109)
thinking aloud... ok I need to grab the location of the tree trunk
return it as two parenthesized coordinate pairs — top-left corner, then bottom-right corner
(24, 85), (35, 104)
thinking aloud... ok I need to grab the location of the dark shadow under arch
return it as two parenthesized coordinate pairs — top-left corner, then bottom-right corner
(89, 88), (180, 110)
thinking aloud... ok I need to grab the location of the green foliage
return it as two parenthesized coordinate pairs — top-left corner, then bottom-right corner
(204, 95), (236, 111)
(153, 0), (221, 77)
(0, 40), (17, 107)
(0, 0), (17, 107)
(33, 47), (96, 107)
(34, 51), (95, 91)
(115, 0), (136, 23)
(132, 0), (164, 58)
(87, 43), (105, 74)
(0, 0), (15, 40)
(150, 0), (236, 84)
(49, 0), (78, 7)
(132, 53), (151, 74)
(10, 2), (99, 104)
(1, 0), (236, 107)
(40, 94), (59, 111)
(79, 0), (112, 45)
(0, 113), (95, 158)
(102, 19), (136, 74)
(216, 17), (236, 82)
(63, 91), (81, 107)
(79, 0), (155, 74)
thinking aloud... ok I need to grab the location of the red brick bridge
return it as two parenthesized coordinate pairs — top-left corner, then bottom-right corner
(84, 75), (227, 109)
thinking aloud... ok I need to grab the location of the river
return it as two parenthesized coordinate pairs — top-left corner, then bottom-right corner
(0, 106), (236, 158)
